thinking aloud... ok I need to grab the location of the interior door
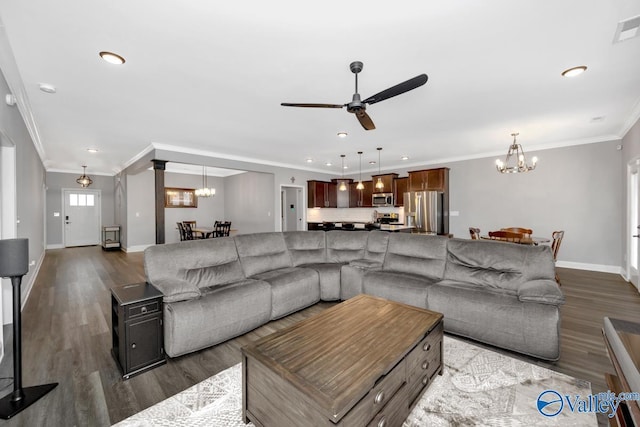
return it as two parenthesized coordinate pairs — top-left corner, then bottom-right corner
(629, 162), (640, 290)
(63, 189), (101, 247)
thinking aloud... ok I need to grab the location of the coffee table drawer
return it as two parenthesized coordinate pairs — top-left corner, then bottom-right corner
(341, 358), (406, 425)
(406, 321), (442, 372)
(367, 383), (408, 427)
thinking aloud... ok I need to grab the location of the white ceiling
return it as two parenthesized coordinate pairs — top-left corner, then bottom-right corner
(1, 1), (639, 177)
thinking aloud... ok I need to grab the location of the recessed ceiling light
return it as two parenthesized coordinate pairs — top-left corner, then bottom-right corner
(99, 51), (126, 65)
(325, 162), (332, 166)
(401, 156), (409, 161)
(561, 66), (587, 77)
(343, 166), (348, 169)
(337, 132), (348, 138)
(369, 161), (376, 165)
(305, 158), (313, 163)
(87, 148), (99, 153)
(39, 83), (56, 94)
(590, 116), (606, 123)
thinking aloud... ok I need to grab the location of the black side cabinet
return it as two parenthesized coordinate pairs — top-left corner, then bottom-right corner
(111, 282), (166, 379)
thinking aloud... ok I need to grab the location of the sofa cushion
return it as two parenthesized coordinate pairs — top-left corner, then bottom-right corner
(363, 271), (435, 309)
(152, 278), (201, 303)
(364, 231), (390, 264)
(253, 267), (320, 319)
(382, 233), (448, 280)
(163, 279), (272, 357)
(144, 237), (245, 295)
(284, 231), (327, 266)
(299, 263), (343, 300)
(326, 230), (368, 262)
(235, 232), (292, 277)
(444, 239), (555, 292)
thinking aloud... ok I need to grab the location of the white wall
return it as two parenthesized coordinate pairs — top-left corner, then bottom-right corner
(224, 171), (273, 235)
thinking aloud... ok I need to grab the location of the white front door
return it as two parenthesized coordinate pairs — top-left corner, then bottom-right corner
(63, 189), (101, 247)
(629, 161), (640, 290)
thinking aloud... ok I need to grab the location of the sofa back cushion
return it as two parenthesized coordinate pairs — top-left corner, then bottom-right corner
(444, 238), (555, 292)
(365, 231), (390, 263)
(145, 237), (246, 290)
(235, 232), (292, 277)
(284, 231), (327, 266)
(325, 230), (368, 262)
(383, 233), (448, 279)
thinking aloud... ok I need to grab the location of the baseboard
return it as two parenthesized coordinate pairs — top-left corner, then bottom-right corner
(123, 244), (153, 253)
(556, 260), (623, 275)
(20, 250), (46, 311)
(46, 243), (64, 249)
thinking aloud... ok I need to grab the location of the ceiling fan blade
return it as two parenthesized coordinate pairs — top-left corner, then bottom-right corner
(362, 74), (428, 105)
(281, 103), (344, 108)
(356, 110), (376, 130)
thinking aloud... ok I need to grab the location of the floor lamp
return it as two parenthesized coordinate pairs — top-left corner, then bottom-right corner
(0, 238), (57, 419)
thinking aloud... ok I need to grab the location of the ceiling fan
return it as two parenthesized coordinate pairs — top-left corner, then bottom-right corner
(281, 61), (428, 130)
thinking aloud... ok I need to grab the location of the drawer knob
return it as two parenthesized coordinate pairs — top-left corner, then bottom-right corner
(141, 306), (147, 314)
(423, 342), (431, 351)
(422, 361), (429, 370)
(374, 390), (385, 404)
(422, 376), (429, 385)
(131, 343), (136, 349)
(378, 416), (387, 427)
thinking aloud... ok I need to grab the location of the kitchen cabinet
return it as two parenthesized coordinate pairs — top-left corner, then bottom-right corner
(307, 181), (337, 208)
(331, 179), (353, 208)
(394, 177), (408, 206)
(408, 168), (449, 192)
(371, 173), (398, 194)
(349, 181), (373, 207)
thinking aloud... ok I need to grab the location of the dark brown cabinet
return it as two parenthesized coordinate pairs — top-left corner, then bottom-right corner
(111, 282), (166, 379)
(371, 173), (398, 194)
(394, 177), (408, 206)
(307, 181), (337, 208)
(408, 168), (449, 192)
(349, 181), (373, 207)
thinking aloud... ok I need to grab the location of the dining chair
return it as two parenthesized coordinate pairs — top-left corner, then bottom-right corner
(182, 222), (195, 240)
(220, 221), (232, 237)
(177, 222), (187, 241)
(551, 230), (565, 284)
(469, 227), (481, 240)
(501, 227), (533, 237)
(183, 220), (196, 229)
(488, 230), (524, 243)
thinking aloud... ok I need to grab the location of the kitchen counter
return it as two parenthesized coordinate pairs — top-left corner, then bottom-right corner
(307, 222), (412, 232)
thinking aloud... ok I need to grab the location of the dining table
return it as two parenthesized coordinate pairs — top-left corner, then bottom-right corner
(192, 227), (214, 239)
(480, 235), (550, 246)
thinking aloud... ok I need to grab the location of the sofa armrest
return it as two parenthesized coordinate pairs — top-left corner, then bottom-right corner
(151, 278), (202, 303)
(517, 280), (565, 305)
(348, 259), (383, 270)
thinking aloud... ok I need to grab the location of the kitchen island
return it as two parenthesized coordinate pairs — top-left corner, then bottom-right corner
(307, 222), (414, 232)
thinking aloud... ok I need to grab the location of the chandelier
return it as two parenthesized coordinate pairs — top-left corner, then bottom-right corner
(76, 165), (93, 188)
(495, 133), (538, 173)
(195, 165), (215, 197)
(375, 147), (384, 190)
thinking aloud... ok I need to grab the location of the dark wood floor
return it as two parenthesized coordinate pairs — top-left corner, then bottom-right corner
(1, 246), (638, 426)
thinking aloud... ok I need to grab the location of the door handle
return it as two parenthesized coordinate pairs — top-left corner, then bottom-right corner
(634, 235), (640, 238)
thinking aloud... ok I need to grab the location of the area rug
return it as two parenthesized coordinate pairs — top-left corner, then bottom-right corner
(113, 336), (597, 426)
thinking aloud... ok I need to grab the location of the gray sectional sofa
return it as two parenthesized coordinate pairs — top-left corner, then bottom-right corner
(144, 230), (564, 360)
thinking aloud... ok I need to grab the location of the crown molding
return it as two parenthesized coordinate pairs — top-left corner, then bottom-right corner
(620, 95), (640, 139)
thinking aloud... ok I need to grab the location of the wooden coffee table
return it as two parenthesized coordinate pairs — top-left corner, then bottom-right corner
(242, 294), (443, 427)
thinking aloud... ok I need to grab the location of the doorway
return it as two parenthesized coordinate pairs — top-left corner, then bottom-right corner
(63, 189), (102, 247)
(280, 185), (305, 232)
(628, 160), (640, 290)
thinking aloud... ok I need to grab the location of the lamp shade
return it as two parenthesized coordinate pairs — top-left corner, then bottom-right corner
(0, 238), (29, 277)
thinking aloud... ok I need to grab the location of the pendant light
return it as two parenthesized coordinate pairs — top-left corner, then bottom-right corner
(356, 151), (364, 190)
(375, 147), (384, 190)
(195, 165), (216, 197)
(76, 165), (93, 188)
(495, 133), (538, 174)
(339, 155), (347, 191)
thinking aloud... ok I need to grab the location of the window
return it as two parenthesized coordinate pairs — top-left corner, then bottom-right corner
(68, 193), (95, 207)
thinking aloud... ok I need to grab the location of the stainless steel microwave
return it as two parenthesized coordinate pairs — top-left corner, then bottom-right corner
(372, 193), (394, 207)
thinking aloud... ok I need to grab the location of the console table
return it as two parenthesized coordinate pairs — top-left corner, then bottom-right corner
(603, 317), (640, 426)
(111, 283), (166, 379)
(242, 295), (443, 427)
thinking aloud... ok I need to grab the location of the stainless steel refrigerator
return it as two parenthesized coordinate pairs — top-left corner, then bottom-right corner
(404, 191), (445, 234)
